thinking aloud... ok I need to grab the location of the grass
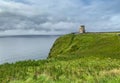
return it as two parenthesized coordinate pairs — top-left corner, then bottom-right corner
(0, 33), (120, 83)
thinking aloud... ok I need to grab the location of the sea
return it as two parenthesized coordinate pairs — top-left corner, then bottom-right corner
(0, 35), (59, 64)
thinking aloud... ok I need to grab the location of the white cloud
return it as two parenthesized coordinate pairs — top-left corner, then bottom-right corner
(0, 8), (3, 13)
(40, 22), (78, 31)
(0, 0), (39, 16)
(0, 0), (120, 35)
(0, 29), (66, 36)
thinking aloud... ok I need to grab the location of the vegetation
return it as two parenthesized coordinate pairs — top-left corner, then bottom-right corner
(0, 33), (120, 83)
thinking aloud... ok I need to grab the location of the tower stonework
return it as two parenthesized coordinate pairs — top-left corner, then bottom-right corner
(79, 25), (85, 33)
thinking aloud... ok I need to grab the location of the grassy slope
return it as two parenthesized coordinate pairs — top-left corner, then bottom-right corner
(0, 33), (120, 83)
(49, 33), (120, 59)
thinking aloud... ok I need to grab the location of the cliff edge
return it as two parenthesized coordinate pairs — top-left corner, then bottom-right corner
(48, 33), (120, 59)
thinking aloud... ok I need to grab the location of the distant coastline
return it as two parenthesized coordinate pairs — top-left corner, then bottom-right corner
(0, 34), (62, 38)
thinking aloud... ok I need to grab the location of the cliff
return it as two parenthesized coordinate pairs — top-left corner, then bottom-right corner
(1, 32), (120, 83)
(48, 33), (120, 59)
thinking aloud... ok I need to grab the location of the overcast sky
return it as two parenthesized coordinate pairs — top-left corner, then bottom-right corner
(0, 0), (120, 35)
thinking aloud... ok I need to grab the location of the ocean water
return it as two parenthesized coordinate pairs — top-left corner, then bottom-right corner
(0, 35), (59, 64)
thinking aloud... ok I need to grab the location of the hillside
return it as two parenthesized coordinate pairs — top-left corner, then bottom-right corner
(49, 33), (120, 59)
(0, 33), (120, 83)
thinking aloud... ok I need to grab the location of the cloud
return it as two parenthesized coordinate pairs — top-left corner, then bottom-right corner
(0, 0), (120, 35)
(0, 0), (38, 16)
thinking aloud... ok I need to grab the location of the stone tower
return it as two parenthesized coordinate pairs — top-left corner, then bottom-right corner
(79, 25), (85, 33)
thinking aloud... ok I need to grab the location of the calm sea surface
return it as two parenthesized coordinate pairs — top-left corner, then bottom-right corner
(0, 35), (59, 64)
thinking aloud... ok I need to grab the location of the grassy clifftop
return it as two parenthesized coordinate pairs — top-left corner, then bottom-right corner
(0, 33), (120, 83)
(49, 33), (120, 59)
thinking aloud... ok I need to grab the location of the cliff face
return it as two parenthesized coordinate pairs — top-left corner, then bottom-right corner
(48, 33), (120, 59)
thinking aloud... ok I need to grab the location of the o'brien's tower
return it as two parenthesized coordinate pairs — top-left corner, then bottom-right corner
(79, 25), (86, 33)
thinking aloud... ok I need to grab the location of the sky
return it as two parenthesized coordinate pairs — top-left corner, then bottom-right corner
(0, 0), (120, 35)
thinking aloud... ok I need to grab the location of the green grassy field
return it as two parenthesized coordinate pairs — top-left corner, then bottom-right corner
(0, 33), (120, 83)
